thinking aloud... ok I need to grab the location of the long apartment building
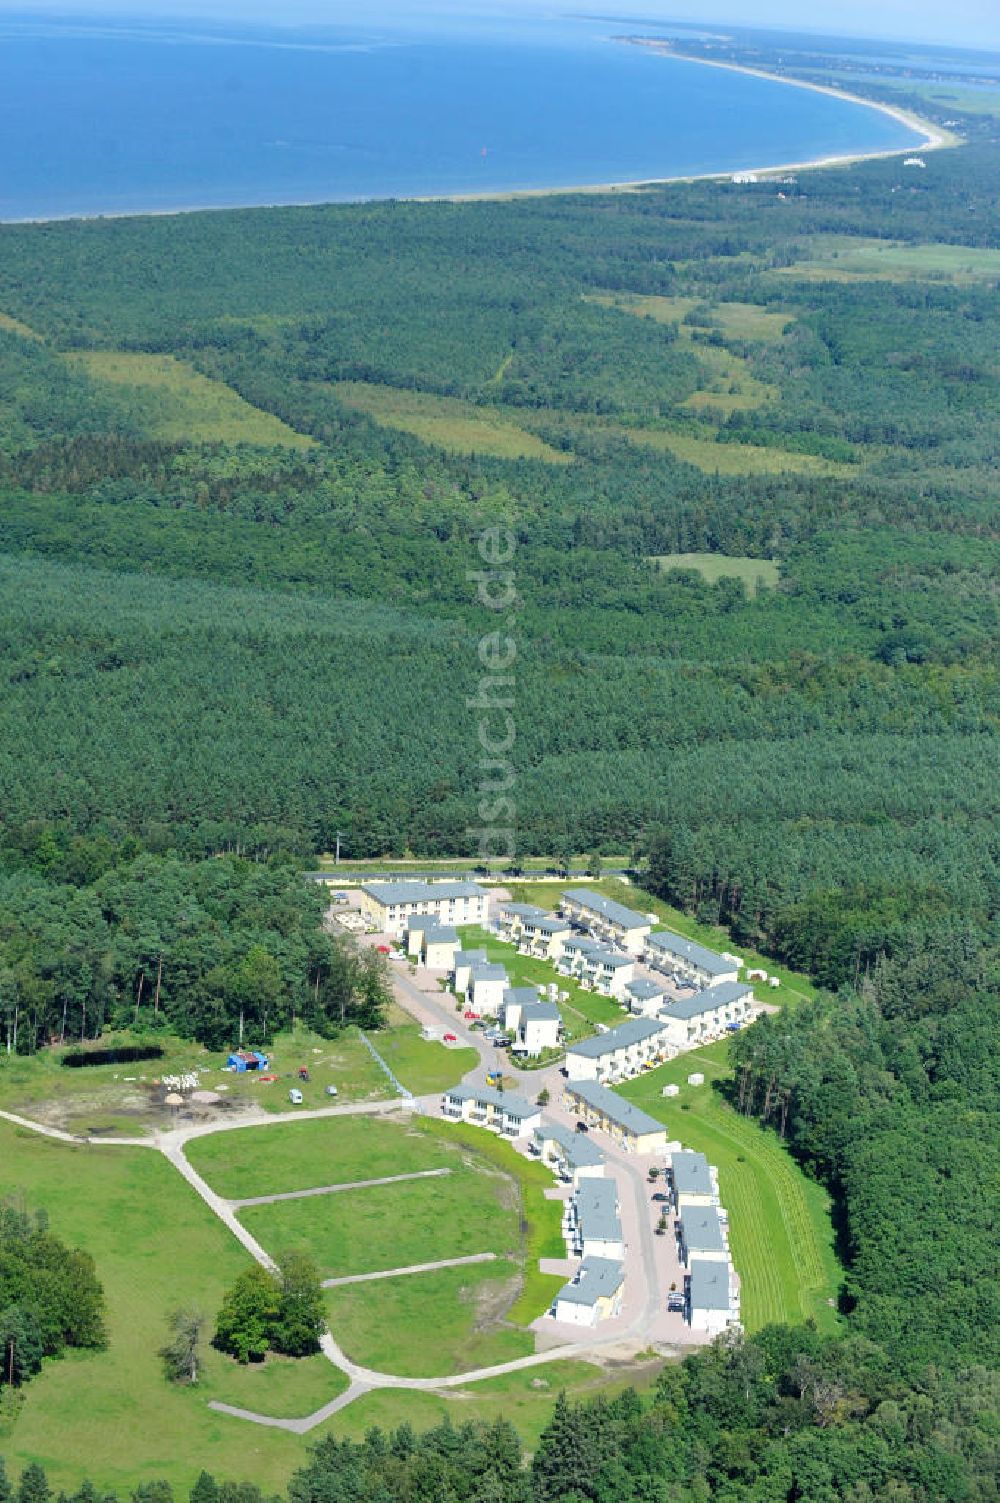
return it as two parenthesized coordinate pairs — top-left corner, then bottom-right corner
(440, 1084), (541, 1139)
(494, 902), (571, 959)
(560, 889), (652, 954)
(359, 879), (487, 937)
(564, 1078), (667, 1154)
(565, 1015), (667, 1083)
(558, 936), (635, 997)
(646, 929), (740, 988)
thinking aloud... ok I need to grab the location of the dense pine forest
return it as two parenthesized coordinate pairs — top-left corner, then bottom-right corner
(1, 55), (999, 1500)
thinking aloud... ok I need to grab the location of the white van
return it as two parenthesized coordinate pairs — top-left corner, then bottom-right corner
(289, 1088), (304, 1105)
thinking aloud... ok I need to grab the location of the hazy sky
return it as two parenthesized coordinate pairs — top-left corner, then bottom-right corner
(4, 0), (1000, 51)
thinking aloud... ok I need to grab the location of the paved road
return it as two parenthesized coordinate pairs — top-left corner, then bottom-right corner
(230, 1167), (450, 1208)
(322, 1251), (497, 1288)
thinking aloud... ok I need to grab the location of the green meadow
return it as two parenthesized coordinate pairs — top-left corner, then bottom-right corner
(775, 236), (1000, 284)
(66, 351), (315, 447)
(332, 379), (573, 462)
(650, 552), (781, 596)
(325, 1258), (534, 1377)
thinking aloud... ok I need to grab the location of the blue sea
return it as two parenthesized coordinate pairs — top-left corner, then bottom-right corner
(0, 11), (927, 221)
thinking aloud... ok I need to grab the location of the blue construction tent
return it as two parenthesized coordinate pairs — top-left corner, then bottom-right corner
(227, 1049), (269, 1072)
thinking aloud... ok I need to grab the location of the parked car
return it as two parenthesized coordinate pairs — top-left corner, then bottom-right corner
(443, 1032), (458, 1043)
(575, 1121), (589, 1134)
(325, 1084), (338, 1097)
(289, 1088), (304, 1105)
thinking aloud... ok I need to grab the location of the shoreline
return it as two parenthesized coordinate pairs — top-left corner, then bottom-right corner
(0, 41), (957, 226)
(424, 43), (954, 205)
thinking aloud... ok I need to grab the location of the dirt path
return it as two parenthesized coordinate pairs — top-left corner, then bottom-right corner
(322, 1251), (497, 1287)
(230, 1166), (450, 1208)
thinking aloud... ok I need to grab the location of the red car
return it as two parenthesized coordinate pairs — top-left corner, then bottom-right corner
(443, 1033), (457, 1043)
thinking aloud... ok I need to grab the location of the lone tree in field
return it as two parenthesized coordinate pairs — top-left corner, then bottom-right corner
(272, 1252), (324, 1357)
(213, 1266), (281, 1365)
(159, 1306), (204, 1384)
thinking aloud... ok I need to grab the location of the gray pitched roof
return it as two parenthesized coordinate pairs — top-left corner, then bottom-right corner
(470, 962), (509, 983)
(423, 925), (459, 945)
(567, 1016), (664, 1060)
(679, 1205), (726, 1255)
(520, 999), (561, 1024)
(689, 1259), (731, 1312)
(647, 930), (733, 977)
(627, 978), (666, 1000)
(503, 986), (544, 1008)
(704, 980), (755, 1006)
(576, 1178), (621, 1244)
(499, 902), (548, 919)
(444, 1084), (536, 1118)
(556, 1257), (624, 1307)
(671, 1150), (713, 1198)
(567, 1079), (666, 1139)
(362, 880), (485, 905)
(454, 949), (487, 966)
(534, 1121), (605, 1169)
(562, 889), (651, 931)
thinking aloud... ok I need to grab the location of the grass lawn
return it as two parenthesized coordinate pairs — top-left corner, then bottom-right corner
(774, 236), (1000, 285)
(650, 553), (780, 596)
(320, 1357), (632, 1447)
(332, 380), (572, 463)
(375, 1015), (479, 1092)
(185, 1112), (458, 1199)
(455, 923), (622, 1041)
(618, 1045), (842, 1334)
(201, 1348), (348, 1419)
(0, 1121), (328, 1494)
(240, 1155), (520, 1278)
(325, 1258), (533, 1377)
(65, 351), (315, 447)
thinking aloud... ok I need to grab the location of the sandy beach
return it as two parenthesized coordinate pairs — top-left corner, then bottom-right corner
(424, 40), (955, 206)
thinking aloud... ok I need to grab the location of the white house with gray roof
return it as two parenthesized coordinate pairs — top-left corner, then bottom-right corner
(452, 948), (487, 996)
(688, 1259), (738, 1335)
(677, 1204), (729, 1267)
(561, 889), (652, 953)
(360, 879), (486, 937)
(569, 1176), (624, 1259)
(657, 981), (754, 1049)
(495, 902), (571, 959)
(646, 930), (739, 988)
(440, 1084), (540, 1139)
(553, 1257), (625, 1327)
(670, 1150), (717, 1209)
(557, 936), (635, 996)
(625, 977), (668, 1016)
(467, 961), (509, 1017)
(565, 1015), (667, 1082)
(533, 1121), (606, 1187)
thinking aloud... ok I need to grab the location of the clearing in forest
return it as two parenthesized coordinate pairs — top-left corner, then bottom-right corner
(591, 292), (793, 343)
(64, 351), (315, 447)
(0, 311), (44, 340)
(651, 553), (780, 595)
(589, 291), (784, 413)
(332, 379), (573, 462)
(774, 236), (1000, 284)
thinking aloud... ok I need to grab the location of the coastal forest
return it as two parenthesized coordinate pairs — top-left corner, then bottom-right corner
(0, 42), (999, 1503)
